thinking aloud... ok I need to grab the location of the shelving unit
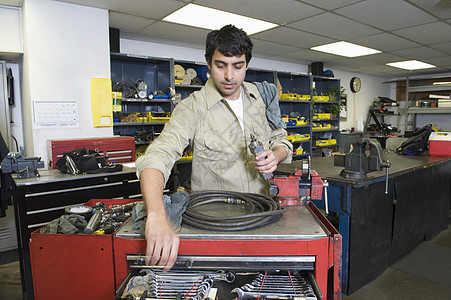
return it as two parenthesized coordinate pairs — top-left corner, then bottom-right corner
(404, 76), (451, 133)
(311, 76), (341, 156)
(277, 71), (312, 159)
(110, 53), (341, 160)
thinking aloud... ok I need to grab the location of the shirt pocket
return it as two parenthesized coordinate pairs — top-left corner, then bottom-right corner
(196, 134), (240, 162)
(251, 123), (271, 149)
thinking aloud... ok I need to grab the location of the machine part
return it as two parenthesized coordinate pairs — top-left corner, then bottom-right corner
(65, 155), (79, 175)
(182, 190), (284, 231)
(83, 209), (102, 234)
(334, 138), (391, 182)
(137, 80), (148, 99)
(1, 152), (44, 178)
(64, 205), (93, 221)
(323, 180), (329, 215)
(269, 159), (324, 206)
(248, 134), (273, 180)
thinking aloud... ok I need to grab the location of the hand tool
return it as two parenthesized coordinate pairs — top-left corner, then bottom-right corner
(248, 134), (273, 180)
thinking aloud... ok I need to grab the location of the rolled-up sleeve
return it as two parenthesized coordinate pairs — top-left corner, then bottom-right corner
(135, 100), (195, 183)
(269, 127), (293, 164)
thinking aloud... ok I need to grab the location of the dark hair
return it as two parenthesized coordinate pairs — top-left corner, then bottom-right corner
(205, 24), (253, 65)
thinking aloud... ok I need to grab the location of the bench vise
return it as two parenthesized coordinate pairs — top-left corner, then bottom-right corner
(1, 152), (45, 179)
(334, 138), (391, 193)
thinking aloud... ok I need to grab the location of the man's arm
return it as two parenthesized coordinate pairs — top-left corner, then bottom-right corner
(254, 145), (288, 174)
(140, 168), (180, 271)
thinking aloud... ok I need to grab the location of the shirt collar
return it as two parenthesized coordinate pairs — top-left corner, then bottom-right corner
(204, 78), (257, 110)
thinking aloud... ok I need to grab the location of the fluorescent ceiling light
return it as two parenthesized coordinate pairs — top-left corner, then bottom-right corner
(163, 4), (278, 35)
(433, 82), (451, 85)
(311, 41), (381, 57)
(386, 60), (436, 70)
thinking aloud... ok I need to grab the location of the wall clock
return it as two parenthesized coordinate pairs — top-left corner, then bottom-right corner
(350, 77), (361, 93)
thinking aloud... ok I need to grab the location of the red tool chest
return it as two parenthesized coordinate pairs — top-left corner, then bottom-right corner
(113, 202), (342, 300)
(29, 199), (141, 300)
(47, 136), (136, 168)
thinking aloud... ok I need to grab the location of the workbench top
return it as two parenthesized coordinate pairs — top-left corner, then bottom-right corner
(277, 152), (451, 187)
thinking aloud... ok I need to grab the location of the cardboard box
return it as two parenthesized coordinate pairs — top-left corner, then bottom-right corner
(429, 132), (451, 157)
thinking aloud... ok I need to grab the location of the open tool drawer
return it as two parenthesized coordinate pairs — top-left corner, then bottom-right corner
(114, 202), (342, 299)
(116, 257), (320, 299)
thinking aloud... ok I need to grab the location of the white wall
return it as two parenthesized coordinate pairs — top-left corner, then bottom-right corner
(21, 0), (112, 166)
(121, 38), (392, 132)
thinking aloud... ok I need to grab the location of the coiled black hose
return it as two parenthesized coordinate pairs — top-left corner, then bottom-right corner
(182, 190), (284, 231)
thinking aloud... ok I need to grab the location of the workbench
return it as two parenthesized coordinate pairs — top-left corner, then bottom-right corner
(279, 152), (451, 295)
(11, 167), (141, 300)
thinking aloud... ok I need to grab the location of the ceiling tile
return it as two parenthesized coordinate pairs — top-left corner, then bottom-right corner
(193, 0), (324, 24)
(58, 0), (186, 19)
(288, 12), (382, 40)
(109, 11), (155, 33)
(429, 41), (451, 54)
(391, 46), (448, 60)
(409, 0), (451, 19)
(283, 49), (341, 62)
(299, 0), (361, 10)
(140, 21), (210, 45)
(350, 32), (421, 52)
(252, 39), (302, 57)
(334, 0), (437, 31)
(252, 27), (335, 49)
(422, 56), (451, 67)
(392, 22), (451, 45)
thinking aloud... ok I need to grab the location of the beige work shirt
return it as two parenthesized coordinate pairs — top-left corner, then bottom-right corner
(136, 78), (293, 195)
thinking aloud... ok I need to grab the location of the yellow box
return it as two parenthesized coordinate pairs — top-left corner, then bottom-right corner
(299, 95), (310, 101)
(313, 113), (331, 120)
(316, 140), (328, 146)
(147, 112), (170, 122)
(327, 139), (337, 145)
(281, 93), (298, 100)
(313, 95), (330, 102)
(296, 147), (304, 155)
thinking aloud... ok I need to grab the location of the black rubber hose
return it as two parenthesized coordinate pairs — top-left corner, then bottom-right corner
(182, 190), (284, 231)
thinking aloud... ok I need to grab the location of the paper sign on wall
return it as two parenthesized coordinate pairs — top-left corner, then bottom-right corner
(33, 100), (79, 128)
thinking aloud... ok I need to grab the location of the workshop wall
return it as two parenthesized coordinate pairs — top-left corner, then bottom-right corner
(21, 0), (112, 165)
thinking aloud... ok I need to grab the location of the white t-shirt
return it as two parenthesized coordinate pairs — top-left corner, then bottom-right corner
(225, 88), (245, 135)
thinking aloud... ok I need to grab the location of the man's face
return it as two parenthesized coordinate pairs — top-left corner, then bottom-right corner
(208, 49), (247, 100)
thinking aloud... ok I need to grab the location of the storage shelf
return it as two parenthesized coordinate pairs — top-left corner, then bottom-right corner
(175, 84), (203, 89)
(286, 125), (310, 129)
(113, 122), (167, 126)
(407, 84), (451, 93)
(407, 107), (451, 114)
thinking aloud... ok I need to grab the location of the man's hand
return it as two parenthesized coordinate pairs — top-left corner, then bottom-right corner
(145, 212), (180, 271)
(140, 168), (180, 272)
(254, 146), (288, 174)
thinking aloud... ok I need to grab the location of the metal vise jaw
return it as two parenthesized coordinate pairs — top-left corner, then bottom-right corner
(269, 159), (325, 206)
(1, 152), (45, 178)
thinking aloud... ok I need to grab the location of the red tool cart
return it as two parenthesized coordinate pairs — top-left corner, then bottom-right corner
(114, 202), (342, 300)
(29, 199), (141, 300)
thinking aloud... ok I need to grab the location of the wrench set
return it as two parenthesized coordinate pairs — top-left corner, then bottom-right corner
(118, 269), (318, 300)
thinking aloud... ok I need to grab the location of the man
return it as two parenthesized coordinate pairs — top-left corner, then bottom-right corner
(135, 24), (293, 271)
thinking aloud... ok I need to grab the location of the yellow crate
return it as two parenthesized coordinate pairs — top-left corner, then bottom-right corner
(146, 112), (170, 122)
(281, 93), (298, 100)
(296, 147), (304, 155)
(327, 139), (337, 145)
(316, 140), (328, 146)
(312, 123), (332, 130)
(178, 155), (193, 161)
(313, 95), (330, 102)
(299, 95), (310, 101)
(313, 113), (331, 120)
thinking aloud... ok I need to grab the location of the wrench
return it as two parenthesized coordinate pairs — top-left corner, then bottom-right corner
(232, 287), (317, 300)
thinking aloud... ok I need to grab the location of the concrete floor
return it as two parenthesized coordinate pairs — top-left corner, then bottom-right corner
(1, 218), (450, 299)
